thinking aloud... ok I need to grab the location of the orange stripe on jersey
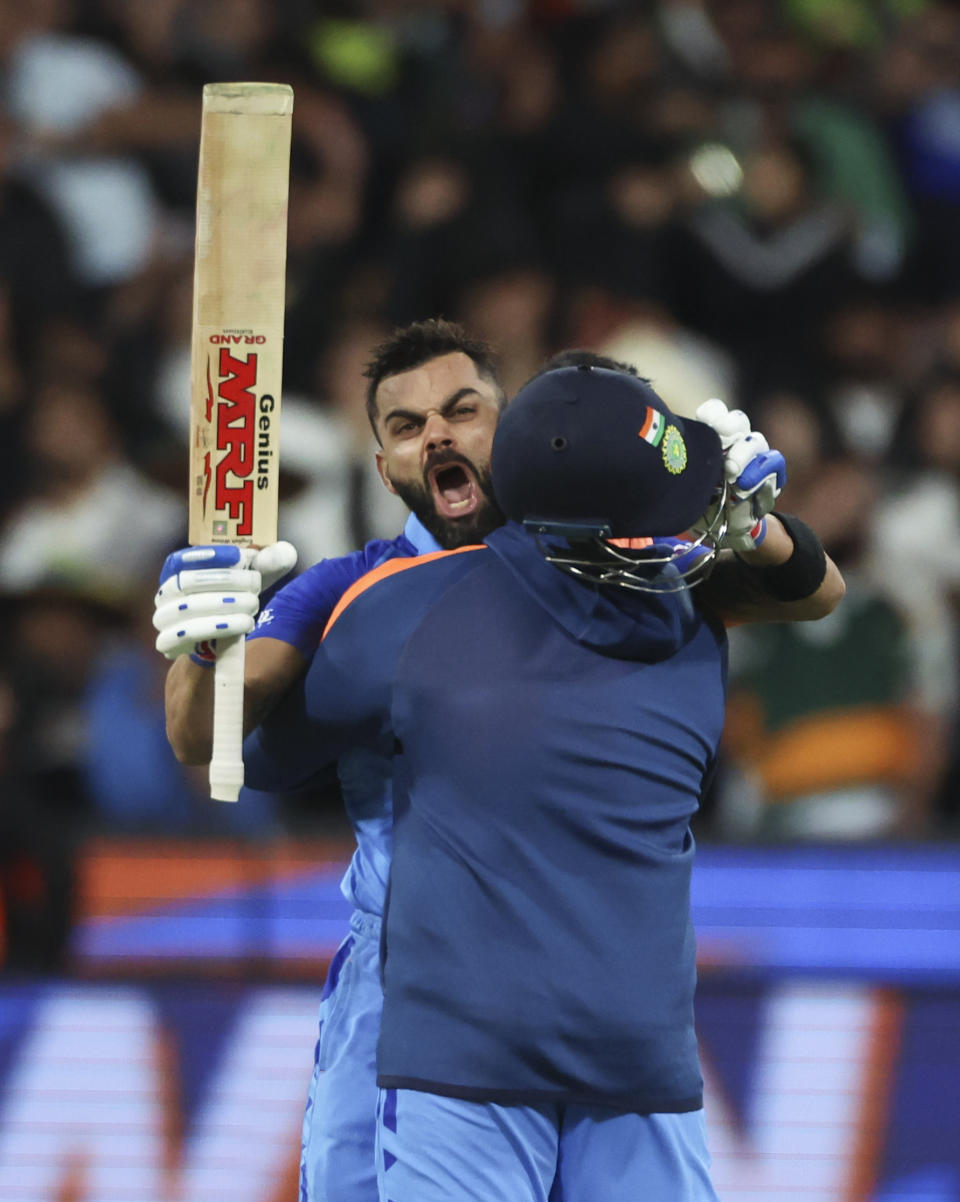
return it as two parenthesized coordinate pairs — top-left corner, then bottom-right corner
(322, 545), (485, 639)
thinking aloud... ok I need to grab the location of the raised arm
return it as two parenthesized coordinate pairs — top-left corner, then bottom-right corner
(699, 512), (845, 624)
(153, 542), (300, 764)
(690, 399), (845, 623)
(164, 636), (307, 764)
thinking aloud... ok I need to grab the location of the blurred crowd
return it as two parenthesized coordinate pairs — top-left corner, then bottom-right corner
(2, 0), (960, 964)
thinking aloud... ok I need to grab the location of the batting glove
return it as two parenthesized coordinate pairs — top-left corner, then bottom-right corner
(692, 399), (786, 552)
(153, 541), (297, 664)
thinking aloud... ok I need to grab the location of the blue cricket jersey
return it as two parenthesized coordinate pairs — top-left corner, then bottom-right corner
(246, 512), (440, 915)
(245, 522), (728, 1112)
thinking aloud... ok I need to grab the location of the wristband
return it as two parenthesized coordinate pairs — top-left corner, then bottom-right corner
(189, 639), (218, 668)
(739, 513), (827, 601)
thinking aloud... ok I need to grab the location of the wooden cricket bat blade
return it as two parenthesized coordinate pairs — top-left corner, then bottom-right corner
(188, 81), (293, 801)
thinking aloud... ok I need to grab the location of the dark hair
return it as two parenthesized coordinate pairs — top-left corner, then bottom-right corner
(363, 318), (505, 441)
(538, 349), (641, 377)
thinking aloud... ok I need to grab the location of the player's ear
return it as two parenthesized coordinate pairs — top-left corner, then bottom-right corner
(375, 450), (398, 495)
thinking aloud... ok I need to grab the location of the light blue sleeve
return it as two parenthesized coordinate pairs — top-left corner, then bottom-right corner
(247, 537), (409, 657)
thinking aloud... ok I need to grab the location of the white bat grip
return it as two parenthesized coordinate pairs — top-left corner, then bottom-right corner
(210, 634), (246, 801)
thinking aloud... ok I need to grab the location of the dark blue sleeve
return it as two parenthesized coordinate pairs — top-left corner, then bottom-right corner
(243, 675), (327, 793)
(243, 550), (480, 794)
(243, 585), (402, 793)
(246, 537), (412, 657)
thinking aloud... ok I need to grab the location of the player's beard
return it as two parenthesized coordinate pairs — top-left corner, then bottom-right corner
(391, 454), (505, 550)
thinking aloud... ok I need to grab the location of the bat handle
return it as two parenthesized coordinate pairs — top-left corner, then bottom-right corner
(210, 634), (246, 802)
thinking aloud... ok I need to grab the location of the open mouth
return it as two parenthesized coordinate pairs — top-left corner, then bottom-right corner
(428, 461), (480, 519)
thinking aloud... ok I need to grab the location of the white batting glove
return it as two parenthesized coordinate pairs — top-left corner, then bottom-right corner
(693, 399), (786, 552)
(153, 541), (297, 663)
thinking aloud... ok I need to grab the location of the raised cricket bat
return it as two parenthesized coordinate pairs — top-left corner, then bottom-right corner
(188, 82), (293, 801)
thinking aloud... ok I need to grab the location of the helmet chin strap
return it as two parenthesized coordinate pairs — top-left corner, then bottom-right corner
(524, 481), (730, 595)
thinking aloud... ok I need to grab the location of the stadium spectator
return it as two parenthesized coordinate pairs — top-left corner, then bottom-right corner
(670, 134), (863, 399)
(0, 380), (181, 597)
(2, 0), (160, 292)
(867, 370), (960, 830)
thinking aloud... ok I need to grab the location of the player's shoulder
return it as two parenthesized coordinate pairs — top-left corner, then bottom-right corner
(323, 544), (490, 639)
(280, 533), (414, 595)
(332, 531), (420, 575)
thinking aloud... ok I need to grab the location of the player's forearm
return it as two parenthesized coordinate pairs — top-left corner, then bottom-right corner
(164, 659), (270, 765)
(735, 515), (845, 619)
(701, 514), (845, 623)
(165, 657), (215, 764)
(165, 636), (308, 765)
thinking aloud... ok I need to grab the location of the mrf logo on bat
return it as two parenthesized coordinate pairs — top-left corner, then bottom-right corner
(195, 331), (277, 540)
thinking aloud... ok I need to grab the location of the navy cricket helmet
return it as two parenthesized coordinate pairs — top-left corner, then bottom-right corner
(491, 365), (727, 592)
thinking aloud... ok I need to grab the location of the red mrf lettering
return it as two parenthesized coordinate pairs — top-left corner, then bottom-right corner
(215, 348), (257, 535)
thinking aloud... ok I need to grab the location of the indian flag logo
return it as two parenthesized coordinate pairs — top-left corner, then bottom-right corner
(638, 407), (666, 447)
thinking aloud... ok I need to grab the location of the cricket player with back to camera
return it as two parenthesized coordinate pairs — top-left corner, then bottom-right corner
(240, 362), (843, 1200)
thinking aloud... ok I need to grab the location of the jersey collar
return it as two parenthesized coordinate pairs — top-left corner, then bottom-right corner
(403, 512), (443, 555)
